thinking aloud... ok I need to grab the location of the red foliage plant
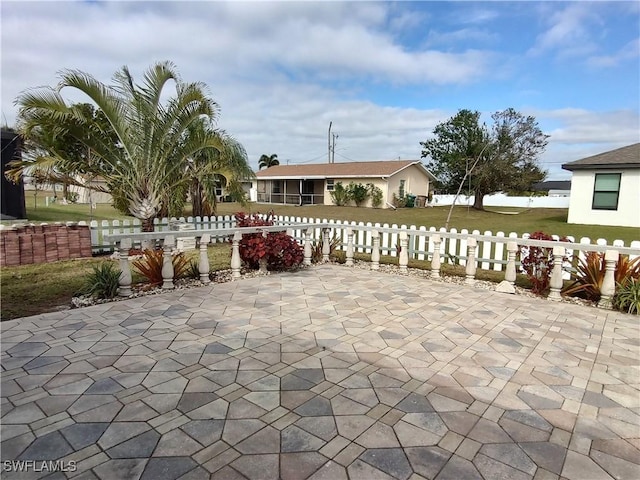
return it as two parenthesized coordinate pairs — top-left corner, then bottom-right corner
(519, 231), (569, 295)
(234, 212), (303, 271)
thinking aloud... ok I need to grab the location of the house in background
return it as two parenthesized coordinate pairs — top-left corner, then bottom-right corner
(531, 180), (571, 197)
(255, 160), (436, 208)
(562, 143), (640, 228)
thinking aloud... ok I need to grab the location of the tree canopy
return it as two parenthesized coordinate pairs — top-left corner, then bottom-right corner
(13, 61), (252, 230)
(258, 153), (279, 169)
(420, 108), (548, 210)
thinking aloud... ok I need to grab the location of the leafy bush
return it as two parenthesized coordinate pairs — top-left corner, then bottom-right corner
(392, 193), (407, 208)
(347, 182), (370, 207)
(234, 212), (303, 271)
(330, 182), (350, 206)
(77, 262), (121, 299)
(132, 249), (191, 286)
(368, 183), (383, 208)
(519, 231), (569, 295)
(614, 278), (640, 315)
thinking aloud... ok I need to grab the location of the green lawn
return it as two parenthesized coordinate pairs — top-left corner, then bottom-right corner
(8, 194), (639, 245)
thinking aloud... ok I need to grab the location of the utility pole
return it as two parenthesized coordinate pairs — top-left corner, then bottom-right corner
(332, 133), (338, 163)
(328, 122), (332, 164)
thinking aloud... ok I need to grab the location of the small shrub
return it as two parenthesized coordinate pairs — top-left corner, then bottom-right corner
(311, 234), (342, 263)
(132, 249), (191, 286)
(367, 183), (383, 208)
(563, 253), (640, 302)
(562, 251), (605, 301)
(234, 212), (304, 271)
(347, 182), (370, 207)
(77, 262), (121, 299)
(392, 193), (407, 208)
(186, 259), (201, 280)
(519, 231), (569, 295)
(330, 182), (350, 206)
(614, 278), (640, 315)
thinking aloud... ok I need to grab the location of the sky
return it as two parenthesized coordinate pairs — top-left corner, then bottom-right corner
(1, 1), (639, 180)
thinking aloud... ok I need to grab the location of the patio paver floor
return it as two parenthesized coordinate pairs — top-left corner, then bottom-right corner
(1, 264), (638, 479)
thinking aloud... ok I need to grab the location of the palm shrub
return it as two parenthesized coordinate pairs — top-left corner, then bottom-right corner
(77, 262), (121, 299)
(13, 61), (251, 231)
(132, 249), (191, 286)
(330, 182), (350, 206)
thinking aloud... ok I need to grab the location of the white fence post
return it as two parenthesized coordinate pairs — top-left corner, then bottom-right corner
(118, 239), (132, 297)
(199, 234), (211, 284)
(399, 232), (408, 272)
(431, 234), (441, 279)
(345, 228), (354, 266)
(548, 246), (565, 301)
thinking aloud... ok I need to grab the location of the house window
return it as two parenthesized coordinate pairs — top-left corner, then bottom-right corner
(272, 181), (282, 194)
(592, 173), (621, 210)
(326, 179), (335, 191)
(399, 180), (405, 198)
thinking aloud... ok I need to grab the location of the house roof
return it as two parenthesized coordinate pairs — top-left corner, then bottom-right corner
(255, 160), (436, 180)
(532, 180), (571, 191)
(562, 143), (640, 171)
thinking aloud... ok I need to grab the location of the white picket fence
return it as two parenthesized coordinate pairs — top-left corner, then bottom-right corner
(85, 215), (640, 280)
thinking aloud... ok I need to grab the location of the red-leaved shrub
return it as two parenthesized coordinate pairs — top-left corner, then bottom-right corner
(519, 231), (569, 295)
(234, 212), (303, 271)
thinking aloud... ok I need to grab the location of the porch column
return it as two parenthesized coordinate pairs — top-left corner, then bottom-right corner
(465, 237), (477, 285)
(371, 230), (380, 270)
(431, 234), (441, 279)
(505, 241), (518, 286)
(322, 228), (330, 262)
(304, 228), (313, 266)
(118, 238), (132, 297)
(199, 234), (211, 284)
(345, 228), (354, 266)
(548, 246), (565, 301)
(231, 231), (242, 279)
(162, 235), (176, 290)
(299, 179), (303, 206)
(399, 232), (408, 272)
(598, 250), (618, 309)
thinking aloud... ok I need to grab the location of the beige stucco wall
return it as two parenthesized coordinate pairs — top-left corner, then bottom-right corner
(567, 169), (640, 228)
(323, 177), (390, 208)
(387, 164), (430, 204)
(322, 165), (431, 208)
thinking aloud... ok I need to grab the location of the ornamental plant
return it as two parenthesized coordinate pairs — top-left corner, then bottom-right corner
(77, 262), (121, 299)
(519, 231), (569, 295)
(132, 248), (191, 286)
(562, 252), (640, 302)
(614, 278), (640, 315)
(347, 182), (370, 207)
(234, 212), (303, 271)
(330, 182), (350, 206)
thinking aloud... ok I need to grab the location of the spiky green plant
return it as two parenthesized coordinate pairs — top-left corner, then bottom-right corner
(614, 278), (640, 315)
(77, 262), (121, 299)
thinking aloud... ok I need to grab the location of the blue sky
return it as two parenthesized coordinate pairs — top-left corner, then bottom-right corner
(1, 1), (639, 179)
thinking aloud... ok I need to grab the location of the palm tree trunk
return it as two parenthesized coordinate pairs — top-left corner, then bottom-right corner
(141, 217), (155, 232)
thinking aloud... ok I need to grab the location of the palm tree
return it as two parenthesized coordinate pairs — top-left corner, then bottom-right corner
(258, 153), (279, 169)
(14, 61), (234, 231)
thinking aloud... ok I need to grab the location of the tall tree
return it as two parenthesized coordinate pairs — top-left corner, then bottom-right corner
(258, 153), (279, 169)
(421, 108), (548, 210)
(13, 61), (242, 231)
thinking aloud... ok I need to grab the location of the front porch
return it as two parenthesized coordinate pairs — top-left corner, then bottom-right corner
(257, 179), (325, 206)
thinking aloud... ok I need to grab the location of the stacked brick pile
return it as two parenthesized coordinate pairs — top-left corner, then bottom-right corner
(0, 223), (92, 266)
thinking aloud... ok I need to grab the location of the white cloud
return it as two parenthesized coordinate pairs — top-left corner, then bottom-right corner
(528, 3), (599, 58)
(587, 38), (640, 68)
